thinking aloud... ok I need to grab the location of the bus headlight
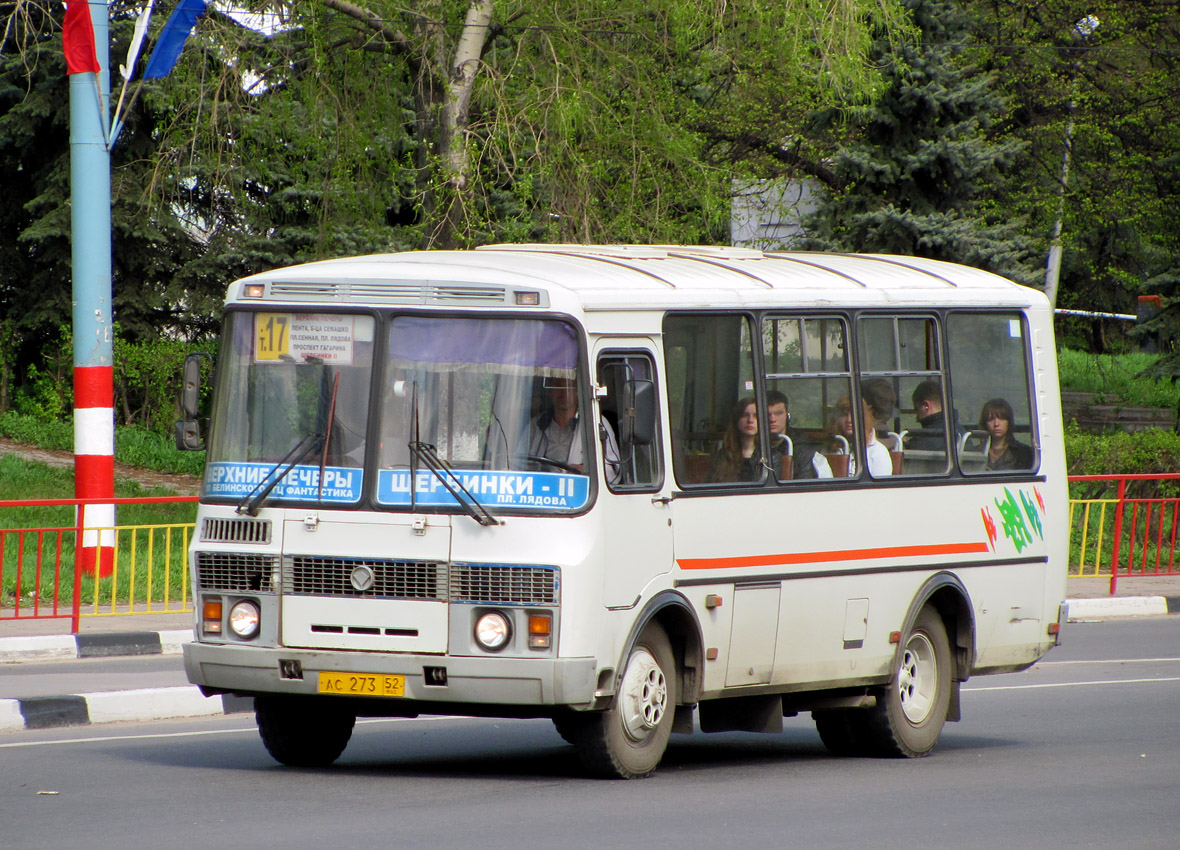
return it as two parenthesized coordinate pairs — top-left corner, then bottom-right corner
(474, 611), (511, 651)
(228, 600), (261, 639)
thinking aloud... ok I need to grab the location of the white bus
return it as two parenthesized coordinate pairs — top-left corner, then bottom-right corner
(179, 245), (1067, 778)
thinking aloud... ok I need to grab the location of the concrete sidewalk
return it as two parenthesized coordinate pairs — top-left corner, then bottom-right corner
(2, 576), (1179, 734)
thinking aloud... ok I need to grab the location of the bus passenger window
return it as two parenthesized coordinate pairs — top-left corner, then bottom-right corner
(763, 315), (853, 481)
(664, 314), (758, 487)
(947, 313), (1038, 474)
(859, 316), (952, 476)
(598, 352), (663, 490)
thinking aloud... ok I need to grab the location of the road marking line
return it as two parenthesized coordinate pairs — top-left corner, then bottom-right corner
(0, 715), (456, 749)
(966, 676), (1180, 692)
(1037, 658), (1180, 665)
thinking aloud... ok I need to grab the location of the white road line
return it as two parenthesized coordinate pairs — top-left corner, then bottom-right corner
(0, 715), (455, 749)
(966, 676), (1180, 692)
(1037, 657), (1180, 665)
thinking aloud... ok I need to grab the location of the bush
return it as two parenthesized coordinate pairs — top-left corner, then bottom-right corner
(1057, 349), (1180, 409)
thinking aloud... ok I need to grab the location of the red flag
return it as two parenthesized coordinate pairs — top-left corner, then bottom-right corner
(63, 0), (101, 75)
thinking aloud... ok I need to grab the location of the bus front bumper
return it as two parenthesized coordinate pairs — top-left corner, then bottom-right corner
(183, 641), (600, 710)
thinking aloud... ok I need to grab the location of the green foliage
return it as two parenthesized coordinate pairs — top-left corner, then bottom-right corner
(113, 330), (217, 436)
(0, 411), (72, 449)
(1065, 422), (1180, 478)
(1057, 348), (1180, 409)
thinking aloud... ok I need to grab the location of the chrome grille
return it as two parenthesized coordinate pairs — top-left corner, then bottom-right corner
(201, 517), (271, 545)
(287, 556), (446, 600)
(195, 552), (279, 592)
(449, 564), (559, 605)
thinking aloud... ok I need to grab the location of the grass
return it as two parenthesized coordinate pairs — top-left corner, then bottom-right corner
(1057, 349), (1180, 409)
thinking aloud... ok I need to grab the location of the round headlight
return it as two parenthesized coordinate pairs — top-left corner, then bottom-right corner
(474, 611), (511, 651)
(228, 600), (261, 639)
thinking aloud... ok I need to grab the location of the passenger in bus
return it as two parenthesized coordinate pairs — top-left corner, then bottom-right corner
(766, 390), (824, 479)
(709, 396), (773, 482)
(979, 398), (1034, 471)
(908, 380), (965, 451)
(528, 376), (622, 483)
(829, 380), (895, 477)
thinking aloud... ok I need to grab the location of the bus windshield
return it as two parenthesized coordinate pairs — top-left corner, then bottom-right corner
(375, 315), (591, 511)
(203, 311), (593, 513)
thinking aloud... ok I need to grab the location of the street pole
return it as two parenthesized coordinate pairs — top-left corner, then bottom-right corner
(1043, 15), (1099, 309)
(69, 0), (116, 576)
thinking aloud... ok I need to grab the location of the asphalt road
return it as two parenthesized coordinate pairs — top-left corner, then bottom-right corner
(3, 616), (1178, 850)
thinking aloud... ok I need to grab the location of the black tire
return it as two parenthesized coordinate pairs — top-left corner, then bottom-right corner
(813, 708), (873, 757)
(570, 625), (677, 779)
(865, 607), (952, 758)
(551, 710), (590, 745)
(255, 695), (356, 767)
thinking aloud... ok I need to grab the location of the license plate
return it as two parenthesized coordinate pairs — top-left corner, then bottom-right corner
(318, 671), (405, 697)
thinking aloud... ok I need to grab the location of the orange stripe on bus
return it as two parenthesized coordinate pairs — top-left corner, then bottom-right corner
(676, 541), (991, 571)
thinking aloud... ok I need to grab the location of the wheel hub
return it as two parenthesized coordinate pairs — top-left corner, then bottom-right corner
(897, 632), (937, 724)
(619, 647), (668, 741)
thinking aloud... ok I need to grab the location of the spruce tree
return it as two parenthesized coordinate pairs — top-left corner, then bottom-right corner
(804, 0), (1037, 285)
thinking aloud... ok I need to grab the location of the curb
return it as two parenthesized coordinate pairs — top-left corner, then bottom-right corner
(1065, 595), (1180, 620)
(0, 629), (193, 664)
(0, 688), (253, 732)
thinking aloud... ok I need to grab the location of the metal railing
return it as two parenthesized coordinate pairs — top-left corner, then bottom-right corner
(1069, 474), (1180, 594)
(0, 496), (197, 632)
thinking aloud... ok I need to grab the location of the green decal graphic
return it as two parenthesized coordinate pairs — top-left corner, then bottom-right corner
(995, 487), (1033, 553)
(1019, 489), (1044, 541)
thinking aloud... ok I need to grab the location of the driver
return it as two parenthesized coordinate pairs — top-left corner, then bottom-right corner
(528, 376), (621, 484)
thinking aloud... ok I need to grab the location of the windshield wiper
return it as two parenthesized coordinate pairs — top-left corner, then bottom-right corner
(408, 441), (500, 527)
(236, 432), (324, 517)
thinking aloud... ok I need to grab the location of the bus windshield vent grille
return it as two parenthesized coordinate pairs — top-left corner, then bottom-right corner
(287, 556), (446, 600)
(449, 564), (559, 605)
(201, 518), (272, 545)
(195, 552), (279, 592)
(427, 285), (506, 303)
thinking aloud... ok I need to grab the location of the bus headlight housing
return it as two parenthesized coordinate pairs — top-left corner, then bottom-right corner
(228, 599), (261, 639)
(474, 611), (511, 651)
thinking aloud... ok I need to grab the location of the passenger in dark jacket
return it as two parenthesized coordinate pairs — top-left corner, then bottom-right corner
(909, 380), (965, 451)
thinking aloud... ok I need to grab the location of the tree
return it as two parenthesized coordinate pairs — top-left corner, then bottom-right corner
(802, 0), (1038, 284)
(971, 0), (1180, 352)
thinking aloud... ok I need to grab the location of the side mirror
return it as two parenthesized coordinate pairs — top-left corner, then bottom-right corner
(180, 353), (205, 418)
(625, 379), (656, 446)
(175, 418), (204, 451)
(176, 352), (210, 451)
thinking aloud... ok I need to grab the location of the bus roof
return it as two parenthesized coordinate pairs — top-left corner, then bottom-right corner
(233, 245), (1046, 313)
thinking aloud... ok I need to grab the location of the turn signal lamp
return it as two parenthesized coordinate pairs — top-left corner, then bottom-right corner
(514, 291), (541, 306)
(203, 597), (223, 635)
(528, 614), (552, 649)
(243, 283), (265, 298)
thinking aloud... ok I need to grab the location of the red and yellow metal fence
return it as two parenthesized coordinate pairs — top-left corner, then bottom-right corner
(2, 478), (1178, 630)
(1068, 473), (1180, 593)
(0, 496), (197, 632)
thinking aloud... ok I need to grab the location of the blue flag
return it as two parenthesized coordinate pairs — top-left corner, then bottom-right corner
(142, 0), (209, 79)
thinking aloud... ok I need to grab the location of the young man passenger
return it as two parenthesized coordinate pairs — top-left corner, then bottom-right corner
(766, 390), (823, 480)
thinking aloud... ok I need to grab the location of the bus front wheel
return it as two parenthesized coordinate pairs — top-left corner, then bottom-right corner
(867, 607), (951, 758)
(572, 624), (677, 779)
(255, 695), (356, 767)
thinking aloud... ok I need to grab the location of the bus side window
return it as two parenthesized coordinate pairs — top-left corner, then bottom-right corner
(859, 316), (952, 477)
(947, 313), (1038, 474)
(663, 314), (757, 487)
(598, 352), (663, 490)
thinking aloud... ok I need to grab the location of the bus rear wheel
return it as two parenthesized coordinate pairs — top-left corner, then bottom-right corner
(571, 624), (677, 779)
(866, 607), (951, 758)
(255, 695), (356, 767)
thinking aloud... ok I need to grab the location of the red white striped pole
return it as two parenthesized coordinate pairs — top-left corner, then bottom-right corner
(74, 367), (116, 576)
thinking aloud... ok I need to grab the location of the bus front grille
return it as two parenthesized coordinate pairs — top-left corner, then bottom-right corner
(286, 556), (446, 600)
(200, 517), (272, 544)
(195, 552), (280, 592)
(449, 563), (559, 605)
